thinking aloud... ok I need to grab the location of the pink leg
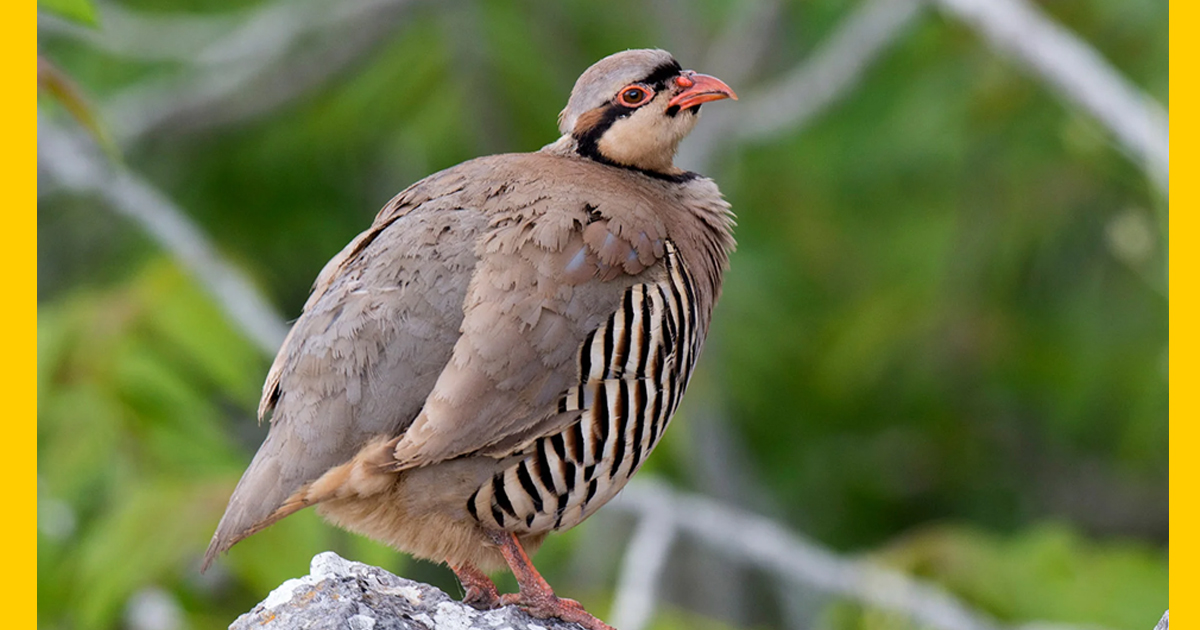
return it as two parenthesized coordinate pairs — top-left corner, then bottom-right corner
(486, 530), (615, 630)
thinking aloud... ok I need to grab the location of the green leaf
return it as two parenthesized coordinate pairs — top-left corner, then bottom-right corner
(38, 55), (120, 159)
(38, 0), (97, 25)
(874, 523), (1168, 630)
(74, 481), (218, 628)
(38, 0), (98, 26)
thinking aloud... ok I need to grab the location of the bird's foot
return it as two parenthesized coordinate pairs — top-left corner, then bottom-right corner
(452, 563), (503, 610)
(501, 592), (615, 630)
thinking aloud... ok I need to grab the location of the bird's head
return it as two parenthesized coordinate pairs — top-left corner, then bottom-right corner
(559, 49), (737, 175)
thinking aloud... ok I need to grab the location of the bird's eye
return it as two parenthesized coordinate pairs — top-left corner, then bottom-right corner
(618, 85), (652, 107)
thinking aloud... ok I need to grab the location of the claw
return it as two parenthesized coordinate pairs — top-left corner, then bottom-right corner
(452, 562), (502, 610)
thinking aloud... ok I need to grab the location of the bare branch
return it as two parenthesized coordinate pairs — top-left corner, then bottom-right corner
(38, 3), (240, 63)
(682, 0), (1168, 196)
(609, 486), (678, 630)
(611, 482), (1124, 630)
(697, 0), (784, 89)
(614, 481), (1001, 630)
(39, 116), (288, 355)
(738, 0), (925, 144)
(678, 0), (924, 172)
(932, 0), (1169, 194)
(108, 0), (415, 146)
(40, 0), (419, 147)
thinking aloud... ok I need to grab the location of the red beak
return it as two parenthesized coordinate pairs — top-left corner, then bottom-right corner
(668, 71), (738, 110)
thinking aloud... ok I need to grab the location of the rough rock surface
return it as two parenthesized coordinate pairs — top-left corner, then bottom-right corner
(230, 552), (587, 630)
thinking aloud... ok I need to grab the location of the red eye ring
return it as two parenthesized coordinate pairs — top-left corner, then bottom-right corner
(618, 85), (653, 107)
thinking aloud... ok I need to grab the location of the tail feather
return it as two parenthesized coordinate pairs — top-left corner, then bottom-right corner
(203, 444), (295, 570)
(202, 434), (399, 571)
(202, 425), (322, 572)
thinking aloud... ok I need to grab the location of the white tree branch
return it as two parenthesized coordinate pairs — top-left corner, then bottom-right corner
(609, 485), (678, 630)
(683, 0), (1167, 196)
(932, 0), (1169, 194)
(697, 0), (784, 90)
(678, 0), (925, 173)
(40, 0), (419, 147)
(38, 117), (288, 354)
(612, 481), (1004, 630)
(738, 0), (926, 144)
(612, 481), (1123, 630)
(39, 3), (239, 63)
(110, 0), (415, 146)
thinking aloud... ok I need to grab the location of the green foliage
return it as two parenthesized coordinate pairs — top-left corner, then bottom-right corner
(37, 262), (403, 628)
(888, 524), (1167, 630)
(39, 0), (97, 25)
(707, 12), (1167, 547)
(38, 262), (254, 627)
(822, 523), (1168, 630)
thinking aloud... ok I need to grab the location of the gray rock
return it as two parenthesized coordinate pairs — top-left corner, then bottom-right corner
(230, 552), (586, 630)
(1154, 610), (1168, 630)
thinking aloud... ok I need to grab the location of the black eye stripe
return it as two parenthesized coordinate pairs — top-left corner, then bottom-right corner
(638, 59), (683, 89)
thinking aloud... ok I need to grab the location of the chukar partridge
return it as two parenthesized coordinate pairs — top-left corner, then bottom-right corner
(204, 49), (736, 630)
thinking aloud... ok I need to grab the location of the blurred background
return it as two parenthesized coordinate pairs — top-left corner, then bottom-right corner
(37, 1), (1168, 629)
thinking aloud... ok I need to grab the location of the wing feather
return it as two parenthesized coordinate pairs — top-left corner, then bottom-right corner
(389, 199), (667, 469)
(206, 177), (485, 565)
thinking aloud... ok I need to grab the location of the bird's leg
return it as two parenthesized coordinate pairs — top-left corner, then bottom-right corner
(451, 562), (502, 610)
(486, 530), (616, 630)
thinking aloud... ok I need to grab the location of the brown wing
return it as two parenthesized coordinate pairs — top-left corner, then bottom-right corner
(388, 158), (672, 469)
(204, 167), (487, 567)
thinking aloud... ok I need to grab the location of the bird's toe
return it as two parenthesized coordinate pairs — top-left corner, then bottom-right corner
(507, 592), (614, 630)
(461, 584), (503, 610)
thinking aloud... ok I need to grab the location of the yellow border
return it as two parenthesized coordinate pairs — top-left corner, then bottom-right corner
(1169, 0), (1181, 622)
(18, 0), (36, 626)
